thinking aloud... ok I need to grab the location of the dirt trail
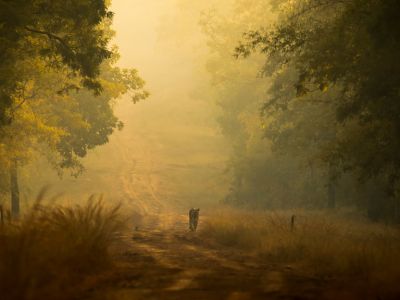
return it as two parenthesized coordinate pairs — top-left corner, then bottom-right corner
(87, 214), (335, 300)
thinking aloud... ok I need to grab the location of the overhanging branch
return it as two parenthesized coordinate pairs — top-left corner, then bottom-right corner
(24, 26), (76, 55)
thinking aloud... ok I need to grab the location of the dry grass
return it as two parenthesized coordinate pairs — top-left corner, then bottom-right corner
(0, 194), (123, 300)
(201, 208), (400, 291)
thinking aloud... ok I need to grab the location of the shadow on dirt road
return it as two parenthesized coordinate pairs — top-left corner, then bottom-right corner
(84, 214), (355, 300)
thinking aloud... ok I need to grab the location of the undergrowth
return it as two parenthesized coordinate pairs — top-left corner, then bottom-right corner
(201, 208), (400, 295)
(0, 193), (123, 300)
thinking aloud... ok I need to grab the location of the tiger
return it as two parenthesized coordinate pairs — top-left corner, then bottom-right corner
(189, 208), (200, 231)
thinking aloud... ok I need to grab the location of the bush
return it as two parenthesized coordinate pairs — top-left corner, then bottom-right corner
(0, 195), (122, 300)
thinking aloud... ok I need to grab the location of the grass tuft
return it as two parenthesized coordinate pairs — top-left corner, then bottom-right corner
(0, 193), (123, 300)
(201, 208), (400, 294)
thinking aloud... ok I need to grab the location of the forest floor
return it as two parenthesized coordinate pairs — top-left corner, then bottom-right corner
(85, 213), (371, 300)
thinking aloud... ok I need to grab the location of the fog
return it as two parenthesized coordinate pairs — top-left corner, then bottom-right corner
(15, 0), (399, 223)
(20, 0), (231, 213)
(2, 1), (400, 299)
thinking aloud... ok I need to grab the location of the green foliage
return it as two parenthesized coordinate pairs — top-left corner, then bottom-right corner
(55, 63), (148, 175)
(229, 0), (400, 219)
(237, 0), (400, 194)
(0, 0), (114, 124)
(0, 0), (149, 203)
(201, 0), (330, 208)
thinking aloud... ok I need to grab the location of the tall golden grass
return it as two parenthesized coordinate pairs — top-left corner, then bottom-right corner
(0, 194), (123, 300)
(201, 208), (400, 292)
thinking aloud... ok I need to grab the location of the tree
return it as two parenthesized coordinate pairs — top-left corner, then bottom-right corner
(236, 0), (400, 218)
(0, 0), (114, 125)
(0, 55), (148, 217)
(200, 0), (332, 208)
(0, 1), (149, 216)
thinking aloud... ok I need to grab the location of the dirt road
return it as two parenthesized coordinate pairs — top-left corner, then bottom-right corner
(86, 214), (339, 300)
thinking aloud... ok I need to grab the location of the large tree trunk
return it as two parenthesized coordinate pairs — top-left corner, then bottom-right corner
(10, 160), (20, 219)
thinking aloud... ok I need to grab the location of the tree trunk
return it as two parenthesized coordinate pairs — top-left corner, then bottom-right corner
(327, 180), (336, 209)
(395, 197), (400, 224)
(327, 163), (336, 209)
(10, 160), (20, 219)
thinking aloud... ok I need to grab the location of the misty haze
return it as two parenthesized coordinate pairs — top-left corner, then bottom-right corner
(1, 1), (400, 299)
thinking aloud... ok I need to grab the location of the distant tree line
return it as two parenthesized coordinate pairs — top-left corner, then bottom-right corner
(202, 0), (400, 221)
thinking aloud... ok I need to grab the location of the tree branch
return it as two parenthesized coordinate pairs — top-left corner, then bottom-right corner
(24, 26), (76, 55)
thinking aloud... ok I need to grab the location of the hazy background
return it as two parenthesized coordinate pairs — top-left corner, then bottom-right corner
(21, 0), (231, 213)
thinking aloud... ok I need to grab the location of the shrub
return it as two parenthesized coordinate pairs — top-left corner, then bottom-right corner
(0, 195), (122, 300)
